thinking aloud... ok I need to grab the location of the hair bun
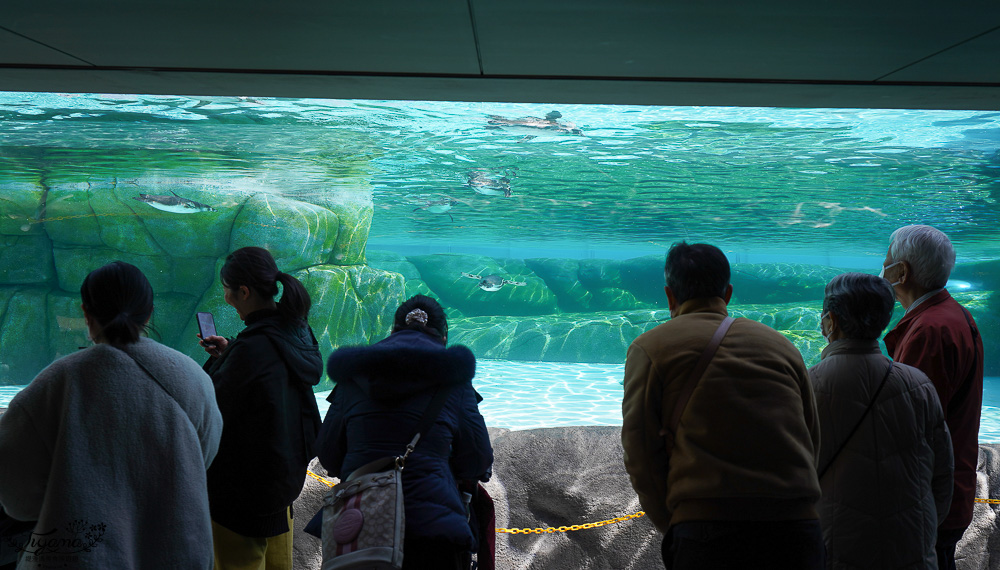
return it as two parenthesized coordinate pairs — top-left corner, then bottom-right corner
(405, 308), (429, 326)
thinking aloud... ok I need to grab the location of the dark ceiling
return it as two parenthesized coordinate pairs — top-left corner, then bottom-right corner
(2, 0), (999, 109)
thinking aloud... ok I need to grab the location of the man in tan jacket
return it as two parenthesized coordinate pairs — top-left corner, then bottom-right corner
(622, 242), (823, 569)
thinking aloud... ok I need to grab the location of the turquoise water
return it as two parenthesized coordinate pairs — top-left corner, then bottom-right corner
(5, 368), (998, 442)
(0, 92), (998, 440)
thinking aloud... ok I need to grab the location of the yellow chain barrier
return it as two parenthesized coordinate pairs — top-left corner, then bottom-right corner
(307, 469), (336, 488)
(496, 511), (645, 534)
(305, 470), (1000, 528)
(305, 470), (646, 534)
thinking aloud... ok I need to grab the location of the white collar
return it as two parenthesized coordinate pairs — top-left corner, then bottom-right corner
(905, 287), (945, 315)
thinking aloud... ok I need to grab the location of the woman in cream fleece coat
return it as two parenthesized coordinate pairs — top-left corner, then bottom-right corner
(0, 261), (223, 569)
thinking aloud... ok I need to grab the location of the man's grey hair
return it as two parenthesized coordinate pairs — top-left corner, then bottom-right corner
(888, 225), (955, 289)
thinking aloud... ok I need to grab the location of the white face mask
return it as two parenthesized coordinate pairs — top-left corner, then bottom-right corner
(879, 260), (902, 287)
(820, 312), (831, 343)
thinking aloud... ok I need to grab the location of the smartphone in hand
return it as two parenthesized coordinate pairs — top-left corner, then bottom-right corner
(196, 312), (217, 348)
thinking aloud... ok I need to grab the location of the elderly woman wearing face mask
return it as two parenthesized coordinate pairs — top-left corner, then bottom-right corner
(809, 272), (953, 569)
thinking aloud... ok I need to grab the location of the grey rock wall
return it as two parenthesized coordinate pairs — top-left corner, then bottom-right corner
(0, 403), (996, 569)
(292, 429), (1000, 570)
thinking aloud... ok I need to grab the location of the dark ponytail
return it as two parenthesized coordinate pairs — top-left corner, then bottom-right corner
(392, 294), (448, 343)
(221, 247), (311, 322)
(80, 261), (154, 345)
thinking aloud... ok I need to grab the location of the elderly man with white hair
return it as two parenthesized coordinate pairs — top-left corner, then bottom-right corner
(881, 224), (984, 570)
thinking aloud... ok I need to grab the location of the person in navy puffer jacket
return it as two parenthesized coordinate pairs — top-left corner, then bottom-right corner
(316, 294), (493, 570)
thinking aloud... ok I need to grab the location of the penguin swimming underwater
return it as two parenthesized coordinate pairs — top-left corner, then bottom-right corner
(134, 191), (217, 213)
(461, 272), (527, 292)
(486, 110), (584, 137)
(467, 170), (513, 198)
(413, 197), (459, 221)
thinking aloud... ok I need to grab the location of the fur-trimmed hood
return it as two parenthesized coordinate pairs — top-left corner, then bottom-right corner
(327, 329), (476, 401)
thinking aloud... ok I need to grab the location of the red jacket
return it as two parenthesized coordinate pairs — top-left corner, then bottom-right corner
(883, 289), (983, 530)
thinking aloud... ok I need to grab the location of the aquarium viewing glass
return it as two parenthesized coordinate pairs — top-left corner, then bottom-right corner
(0, 92), (997, 440)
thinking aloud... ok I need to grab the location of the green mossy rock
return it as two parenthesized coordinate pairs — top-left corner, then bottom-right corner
(403, 278), (436, 300)
(47, 292), (87, 362)
(327, 203), (373, 266)
(303, 265), (404, 351)
(52, 247), (215, 297)
(0, 181), (44, 236)
(133, 188), (238, 260)
(151, 292), (201, 349)
(618, 254), (668, 305)
(0, 235), (54, 284)
(450, 307), (826, 366)
(448, 317), (521, 360)
(589, 287), (646, 312)
(295, 181), (374, 266)
(450, 311), (666, 364)
(408, 253), (556, 317)
(578, 259), (623, 289)
(366, 251), (421, 280)
(0, 288), (50, 385)
(94, 184), (166, 255)
(303, 265), (405, 390)
(230, 194), (340, 271)
(365, 250), (407, 263)
(735, 303), (823, 332)
(731, 263), (843, 304)
(524, 258), (593, 312)
(43, 185), (106, 247)
(524, 256), (666, 312)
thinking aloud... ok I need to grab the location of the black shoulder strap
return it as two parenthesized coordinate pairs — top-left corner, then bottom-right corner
(406, 385), (456, 455)
(818, 360), (894, 480)
(342, 385), (457, 481)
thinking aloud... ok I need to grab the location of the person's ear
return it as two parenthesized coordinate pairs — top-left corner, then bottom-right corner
(722, 284), (733, 305)
(665, 286), (678, 312)
(239, 285), (251, 300)
(897, 261), (910, 285)
(827, 312), (839, 337)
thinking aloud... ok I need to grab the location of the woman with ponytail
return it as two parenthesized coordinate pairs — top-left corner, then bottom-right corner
(199, 247), (322, 570)
(0, 261), (223, 569)
(315, 295), (493, 569)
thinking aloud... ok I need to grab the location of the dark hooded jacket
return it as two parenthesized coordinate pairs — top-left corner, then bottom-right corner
(204, 309), (323, 537)
(316, 329), (493, 550)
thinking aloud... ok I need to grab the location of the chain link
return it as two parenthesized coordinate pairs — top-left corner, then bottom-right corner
(496, 512), (645, 534)
(307, 469), (336, 488)
(304, 469), (1000, 527)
